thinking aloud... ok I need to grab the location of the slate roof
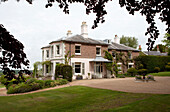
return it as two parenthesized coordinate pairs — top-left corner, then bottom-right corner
(143, 51), (168, 56)
(49, 35), (109, 45)
(108, 42), (139, 51)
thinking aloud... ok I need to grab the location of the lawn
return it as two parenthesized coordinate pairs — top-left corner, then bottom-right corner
(148, 72), (170, 76)
(0, 86), (170, 112)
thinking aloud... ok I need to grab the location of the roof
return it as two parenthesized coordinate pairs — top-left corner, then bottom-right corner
(143, 51), (168, 56)
(49, 35), (109, 45)
(90, 56), (112, 62)
(41, 45), (50, 49)
(108, 42), (139, 52)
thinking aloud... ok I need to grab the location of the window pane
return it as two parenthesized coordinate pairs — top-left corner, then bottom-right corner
(96, 48), (100, 55)
(46, 50), (49, 58)
(75, 64), (81, 73)
(56, 45), (60, 55)
(75, 46), (81, 53)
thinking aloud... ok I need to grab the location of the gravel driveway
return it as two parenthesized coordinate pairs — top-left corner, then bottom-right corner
(70, 77), (170, 94)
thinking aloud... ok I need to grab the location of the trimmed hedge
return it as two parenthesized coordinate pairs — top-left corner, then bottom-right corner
(127, 68), (138, 76)
(134, 56), (170, 73)
(55, 64), (73, 82)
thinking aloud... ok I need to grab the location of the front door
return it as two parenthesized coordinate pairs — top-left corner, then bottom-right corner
(95, 62), (103, 78)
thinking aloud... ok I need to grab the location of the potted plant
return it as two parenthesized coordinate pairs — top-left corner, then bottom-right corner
(76, 75), (83, 80)
(88, 73), (91, 79)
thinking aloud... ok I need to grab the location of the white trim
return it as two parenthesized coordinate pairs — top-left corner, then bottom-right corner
(117, 62), (122, 65)
(96, 47), (101, 56)
(128, 63), (134, 65)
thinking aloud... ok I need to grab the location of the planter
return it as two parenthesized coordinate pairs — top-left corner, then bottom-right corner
(76, 75), (83, 80)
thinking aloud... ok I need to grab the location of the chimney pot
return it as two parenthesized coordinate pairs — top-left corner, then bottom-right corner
(81, 21), (88, 38)
(67, 30), (72, 37)
(114, 35), (120, 44)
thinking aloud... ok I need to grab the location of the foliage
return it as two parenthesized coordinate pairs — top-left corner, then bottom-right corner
(104, 50), (113, 74)
(56, 79), (69, 85)
(65, 51), (74, 65)
(76, 75), (83, 80)
(138, 69), (147, 76)
(116, 74), (125, 78)
(151, 44), (167, 53)
(33, 61), (42, 78)
(162, 33), (170, 48)
(134, 55), (170, 73)
(127, 68), (137, 76)
(25, 78), (37, 85)
(154, 67), (160, 73)
(147, 75), (155, 81)
(165, 65), (170, 71)
(0, 24), (30, 88)
(55, 63), (64, 79)
(120, 36), (138, 48)
(42, 61), (51, 74)
(135, 75), (142, 80)
(62, 65), (72, 82)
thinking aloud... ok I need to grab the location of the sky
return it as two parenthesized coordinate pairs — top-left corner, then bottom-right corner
(0, 0), (167, 69)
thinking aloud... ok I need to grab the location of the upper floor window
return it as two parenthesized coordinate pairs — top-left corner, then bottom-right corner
(46, 50), (49, 58)
(56, 45), (60, 55)
(96, 47), (101, 56)
(51, 46), (54, 58)
(128, 53), (132, 59)
(75, 45), (81, 55)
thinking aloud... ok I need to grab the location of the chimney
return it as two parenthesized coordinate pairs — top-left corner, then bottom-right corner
(157, 45), (160, 52)
(81, 22), (88, 38)
(114, 35), (120, 44)
(139, 45), (142, 51)
(67, 30), (72, 37)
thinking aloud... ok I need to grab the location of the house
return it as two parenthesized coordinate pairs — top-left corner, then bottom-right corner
(41, 22), (140, 80)
(143, 46), (168, 56)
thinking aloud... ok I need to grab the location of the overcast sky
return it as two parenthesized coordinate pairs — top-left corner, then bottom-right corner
(0, 0), (167, 69)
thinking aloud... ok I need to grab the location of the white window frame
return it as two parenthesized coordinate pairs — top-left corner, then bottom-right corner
(112, 51), (116, 59)
(51, 46), (54, 58)
(82, 63), (85, 75)
(96, 46), (101, 56)
(117, 63), (122, 73)
(55, 44), (60, 56)
(75, 44), (81, 55)
(128, 63), (134, 69)
(74, 63), (81, 75)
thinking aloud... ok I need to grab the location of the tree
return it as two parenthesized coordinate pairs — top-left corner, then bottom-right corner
(120, 36), (138, 49)
(151, 44), (167, 53)
(162, 33), (170, 48)
(1, 0), (170, 50)
(0, 24), (30, 87)
(65, 51), (75, 65)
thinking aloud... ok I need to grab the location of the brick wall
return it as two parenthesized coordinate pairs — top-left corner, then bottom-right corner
(65, 42), (108, 58)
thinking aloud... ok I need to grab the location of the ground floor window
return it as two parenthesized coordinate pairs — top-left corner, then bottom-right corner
(128, 63), (134, 69)
(72, 62), (85, 75)
(75, 64), (81, 74)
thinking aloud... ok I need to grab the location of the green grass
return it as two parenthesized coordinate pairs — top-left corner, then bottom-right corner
(0, 86), (170, 112)
(0, 84), (5, 88)
(148, 72), (170, 76)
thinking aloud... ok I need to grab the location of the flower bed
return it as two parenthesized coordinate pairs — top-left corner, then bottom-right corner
(7, 78), (68, 94)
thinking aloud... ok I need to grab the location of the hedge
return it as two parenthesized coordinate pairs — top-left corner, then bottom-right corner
(134, 55), (170, 73)
(55, 64), (73, 82)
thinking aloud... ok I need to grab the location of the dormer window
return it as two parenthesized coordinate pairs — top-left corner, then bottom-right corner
(96, 47), (101, 56)
(75, 45), (81, 55)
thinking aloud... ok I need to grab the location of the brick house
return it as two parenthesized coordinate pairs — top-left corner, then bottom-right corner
(41, 22), (139, 80)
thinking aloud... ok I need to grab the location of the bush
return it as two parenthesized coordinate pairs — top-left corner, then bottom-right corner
(76, 75), (83, 80)
(134, 55), (170, 73)
(135, 75), (142, 80)
(25, 78), (37, 84)
(0, 75), (8, 86)
(127, 68), (138, 76)
(154, 67), (160, 73)
(56, 79), (68, 85)
(35, 80), (45, 89)
(147, 75), (155, 81)
(138, 69), (147, 75)
(7, 82), (41, 94)
(117, 74), (125, 78)
(55, 63), (64, 79)
(44, 80), (56, 88)
(62, 65), (72, 82)
(165, 65), (170, 71)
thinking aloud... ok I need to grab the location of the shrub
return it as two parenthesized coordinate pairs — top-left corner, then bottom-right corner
(127, 68), (138, 76)
(138, 69), (147, 75)
(62, 65), (72, 82)
(44, 80), (56, 88)
(154, 67), (160, 73)
(25, 78), (37, 84)
(0, 75), (8, 86)
(76, 75), (83, 80)
(134, 56), (170, 73)
(165, 65), (170, 71)
(147, 75), (155, 81)
(135, 75), (142, 80)
(55, 63), (64, 79)
(117, 74), (125, 78)
(35, 80), (45, 89)
(57, 79), (68, 85)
